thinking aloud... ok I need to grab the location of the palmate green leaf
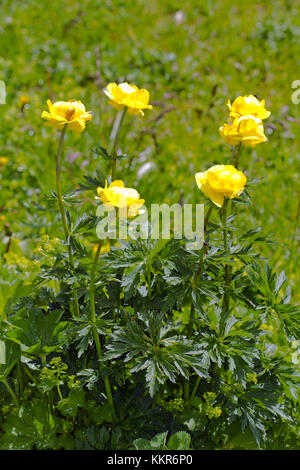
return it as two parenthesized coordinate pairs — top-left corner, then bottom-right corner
(77, 368), (99, 390)
(121, 264), (143, 300)
(69, 235), (88, 257)
(71, 213), (99, 234)
(274, 303), (300, 340)
(167, 431), (191, 450)
(74, 316), (114, 358)
(91, 146), (112, 161)
(7, 308), (68, 357)
(0, 402), (57, 450)
(133, 431), (191, 450)
(105, 313), (209, 396)
(197, 307), (260, 381)
(78, 171), (106, 192)
(133, 432), (168, 450)
(57, 389), (86, 418)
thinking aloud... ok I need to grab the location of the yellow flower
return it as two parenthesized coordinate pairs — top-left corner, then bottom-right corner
(227, 95), (270, 120)
(219, 115), (267, 147)
(96, 180), (145, 217)
(19, 95), (30, 105)
(0, 157), (8, 168)
(104, 82), (152, 116)
(195, 165), (247, 207)
(41, 99), (92, 133)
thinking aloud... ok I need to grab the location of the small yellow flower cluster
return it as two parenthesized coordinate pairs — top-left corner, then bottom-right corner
(246, 372), (258, 384)
(219, 95), (270, 147)
(203, 392), (222, 419)
(4, 251), (40, 272)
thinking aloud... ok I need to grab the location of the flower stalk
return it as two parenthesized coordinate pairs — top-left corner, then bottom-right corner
(185, 203), (214, 402)
(110, 108), (127, 180)
(222, 198), (231, 316)
(90, 239), (116, 421)
(56, 125), (79, 318)
(1, 378), (19, 407)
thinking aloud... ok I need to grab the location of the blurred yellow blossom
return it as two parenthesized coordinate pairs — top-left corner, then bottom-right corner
(227, 95), (270, 120)
(219, 115), (267, 147)
(19, 95), (30, 106)
(42, 99), (92, 133)
(0, 157), (8, 168)
(96, 180), (145, 217)
(104, 82), (152, 116)
(195, 164), (247, 207)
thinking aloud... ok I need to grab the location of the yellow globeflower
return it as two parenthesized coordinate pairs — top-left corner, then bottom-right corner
(219, 115), (267, 147)
(0, 157), (8, 168)
(104, 82), (152, 116)
(195, 165), (247, 207)
(96, 180), (145, 217)
(227, 95), (270, 120)
(42, 99), (92, 133)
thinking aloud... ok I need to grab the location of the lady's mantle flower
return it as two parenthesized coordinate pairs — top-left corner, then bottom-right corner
(104, 82), (152, 116)
(96, 180), (145, 217)
(219, 115), (267, 147)
(227, 95), (270, 120)
(195, 164), (247, 207)
(42, 99), (92, 133)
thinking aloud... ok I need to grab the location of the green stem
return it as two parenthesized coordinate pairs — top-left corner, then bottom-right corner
(57, 385), (63, 401)
(41, 353), (46, 366)
(230, 144), (242, 216)
(1, 378), (19, 407)
(90, 240), (116, 421)
(90, 240), (104, 323)
(110, 108), (127, 180)
(187, 203), (214, 334)
(222, 198), (230, 316)
(190, 376), (201, 401)
(56, 125), (79, 319)
(232, 142), (242, 169)
(17, 362), (23, 394)
(185, 203), (214, 402)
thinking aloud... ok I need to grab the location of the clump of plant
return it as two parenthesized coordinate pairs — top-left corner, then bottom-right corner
(0, 88), (299, 450)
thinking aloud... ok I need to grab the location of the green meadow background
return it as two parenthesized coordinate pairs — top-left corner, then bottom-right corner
(0, 0), (299, 301)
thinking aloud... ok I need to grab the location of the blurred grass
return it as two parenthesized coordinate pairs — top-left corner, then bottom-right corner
(0, 0), (299, 300)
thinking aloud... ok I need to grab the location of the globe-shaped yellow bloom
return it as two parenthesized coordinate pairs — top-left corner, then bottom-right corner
(104, 82), (152, 116)
(195, 165), (247, 207)
(42, 99), (92, 133)
(96, 180), (145, 217)
(227, 95), (270, 120)
(0, 157), (8, 168)
(219, 115), (267, 147)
